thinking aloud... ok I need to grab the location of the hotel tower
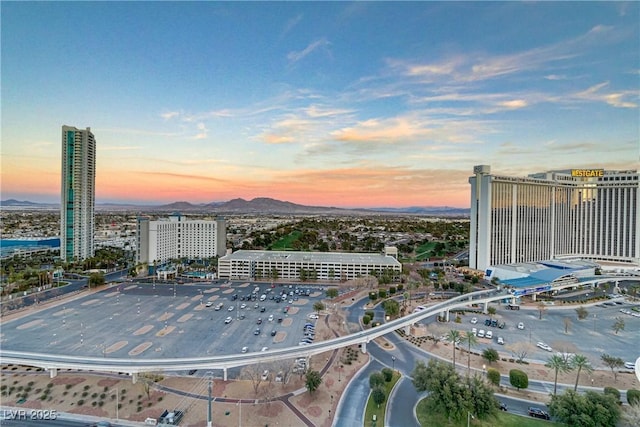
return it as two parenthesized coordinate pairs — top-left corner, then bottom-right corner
(469, 165), (640, 272)
(60, 125), (96, 261)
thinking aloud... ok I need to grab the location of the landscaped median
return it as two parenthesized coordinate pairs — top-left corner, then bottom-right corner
(416, 405), (559, 427)
(363, 369), (401, 427)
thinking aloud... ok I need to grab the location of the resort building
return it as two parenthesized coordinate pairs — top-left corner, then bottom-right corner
(469, 165), (640, 272)
(136, 214), (227, 265)
(217, 247), (402, 281)
(60, 125), (96, 261)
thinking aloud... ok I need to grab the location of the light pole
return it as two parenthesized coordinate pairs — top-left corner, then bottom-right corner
(482, 364), (486, 379)
(207, 372), (213, 427)
(467, 411), (474, 427)
(237, 400), (242, 427)
(593, 314), (597, 332)
(392, 356), (396, 372)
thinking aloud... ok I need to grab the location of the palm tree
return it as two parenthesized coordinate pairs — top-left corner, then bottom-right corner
(570, 354), (593, 391)
(462, 331), (478, 377)
(545, 354), (570, 395)
(447, 329), (461, 368)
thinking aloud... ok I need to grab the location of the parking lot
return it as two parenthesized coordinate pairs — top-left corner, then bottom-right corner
(445, 298), (640, 366)
(0, 281), (327, 378)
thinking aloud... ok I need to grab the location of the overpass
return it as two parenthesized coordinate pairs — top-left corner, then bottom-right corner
(0, 289), (513, 382)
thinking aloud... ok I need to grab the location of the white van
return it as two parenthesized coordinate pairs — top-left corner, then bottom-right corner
(260, 294), (267, 301)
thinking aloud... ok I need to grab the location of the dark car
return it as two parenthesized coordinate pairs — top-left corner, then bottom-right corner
(270, 330), (277, 336)
(188, 369), (197, 375)
(499, 402), (508, 411)
(484, 319), (491, 326)
(490, 319), (498, 327)
(254, 328), (260, 335)
(257, 318), (262, 324)
(277, 317), (283, 323)
(260, 306), (266, 312)
(528, 407), (550, 420)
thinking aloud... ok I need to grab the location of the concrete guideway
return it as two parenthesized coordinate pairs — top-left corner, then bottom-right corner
(0, 288), (515, 380)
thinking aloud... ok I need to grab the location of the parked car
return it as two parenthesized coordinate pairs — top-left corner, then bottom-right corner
(497, 336), (504, 345)
(624, 362), (635, 370)
(485, 330), (493, 339)
(241, 346), (248, 353)
(205, 301), (213, 307)
(224, 316), (233, 324)
(470, 317), (478, 324)
(271, 330), (277, 336)
(228, 306), (234, 311)
(517, 322), (525, 330)
(471, 328), (477, 336)
(528, 407), (550, 420)
(240, 303), (247, 309)
(308, 314), (319, 319)
(499, 402), (508, 411)
(477, 329), (485, 338)
(484, 319), (491, 326)
(254, 328), (260, 335)
(257, 318), (262, 324)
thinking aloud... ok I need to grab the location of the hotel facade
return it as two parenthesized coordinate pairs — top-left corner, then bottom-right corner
(60, 125), (96, 261)
(218, 247), (402, 282)
(136, 214), (227, 265)
(469, 165), (639, 272)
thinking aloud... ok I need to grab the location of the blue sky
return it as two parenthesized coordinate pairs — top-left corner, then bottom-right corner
(2, 2), (638, 208)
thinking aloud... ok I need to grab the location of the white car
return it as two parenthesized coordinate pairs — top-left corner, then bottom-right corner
(261, 347), (269, 352)
(624, 362), (635, 370)
(470, 317), (478, 324)
(517, 322), (525, 330)
(268, 314), (274, 322)
(536, 342), (552, 352)
(477, 329), (485, 338)
(497, 336), (504, 345)
(224, 316), (233, 324)
(228, 306), (234, 311)
(241, 346), (248, 353)
(240, 303), (247, 309)
(308, 314), (319, 320)
(205, 301), (213, 307)
(471, 328), (477, 336)
(485, 330), (493, 339)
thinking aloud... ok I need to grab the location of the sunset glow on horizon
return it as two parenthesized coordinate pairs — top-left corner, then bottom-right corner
(2, 2), (638, 208)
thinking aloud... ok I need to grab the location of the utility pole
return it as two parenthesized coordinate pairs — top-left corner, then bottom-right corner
(207, 372), (213, 427)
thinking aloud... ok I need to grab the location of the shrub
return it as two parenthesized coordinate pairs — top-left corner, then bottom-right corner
(627, 389), (640, 405)
(83, 385), (90, 391)
(363, 315), (371, 325)
(77, 399), (84, 406)
(378, 289), (387, 298)
(604, 387), (621, 403)
(365, 310), (375, 319)
(487, 368), (501, 387)
(509, 369), (528, 391)
(65, 384), (73, 390)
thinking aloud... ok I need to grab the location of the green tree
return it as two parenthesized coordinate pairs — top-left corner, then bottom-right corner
(604, 387), (621, 404)
(325, 288), (339, 299)
(362, 315), (371, 326)
(372, 386), (386, 408)
(486, 368), (500, 387)
(369, 372), (384, 389)
(462, 331), (478, 376)
(305, 370), (322, 394)
(447, 329), (461, 367)
(549, 389), (620, 427)
(509, 369), (528, 391)
(381, 368), (393, 382)
(486, 306), (496, 318)
(382, 299), (400, 318)
(601, 353), (624, 381)
(411, 360), (497, 421)
(612, 317), (625, 334)
(570, 354), (593, 392)
(88, 272), (105, 288)
(313, 301), (325, 314)
(545, 354), (571, 395)
(575, 306), (589, 320)
(482, 348), (499, 365)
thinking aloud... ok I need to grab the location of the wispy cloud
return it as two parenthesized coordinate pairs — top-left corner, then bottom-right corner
(287, 38), (330, 64)
(161, 111), (180, 120)
(573, 81), (638, 108)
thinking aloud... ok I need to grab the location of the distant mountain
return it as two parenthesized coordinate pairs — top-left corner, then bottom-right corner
(0, 199), (57, 208)
(1, 197), (470, 216)
(208, 197), (346, 214)
(369, 206), (470, 216)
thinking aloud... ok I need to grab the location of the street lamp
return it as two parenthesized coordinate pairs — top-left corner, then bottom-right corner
(467, 411), (474, 427)
(392, 356), (396, 372)
(593, 314), (597, 332)
(482, 364), (486, 378)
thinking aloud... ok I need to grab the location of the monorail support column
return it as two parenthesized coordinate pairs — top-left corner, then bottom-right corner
(483, 302), (488, 314)
(531, 293), (537, 302)
(361, 341), (367, 354)
(223, 367), (228, 381)
(131, 373), (138, 384)
(48, 368), (57, 378)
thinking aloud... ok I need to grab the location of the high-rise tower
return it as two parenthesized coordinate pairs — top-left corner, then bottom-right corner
(61, 125), (96, 261)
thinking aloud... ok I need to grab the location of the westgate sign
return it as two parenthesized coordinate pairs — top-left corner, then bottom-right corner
(571, 169), (604, 178)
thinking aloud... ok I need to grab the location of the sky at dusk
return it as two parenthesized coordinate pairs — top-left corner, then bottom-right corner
(2, 2), (638, 208)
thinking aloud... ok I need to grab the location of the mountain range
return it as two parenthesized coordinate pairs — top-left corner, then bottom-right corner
(0, 197), (470, 216)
